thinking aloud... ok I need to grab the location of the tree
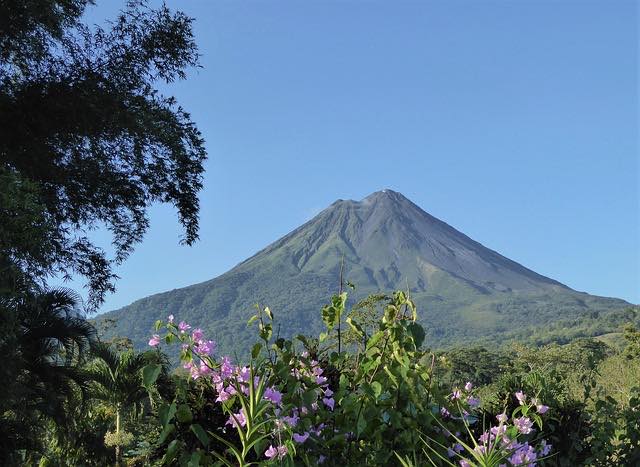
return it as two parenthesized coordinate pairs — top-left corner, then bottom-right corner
(86, 342), (168, 465)
(0, 0), (207, 308)
(0, 287), (95, 464)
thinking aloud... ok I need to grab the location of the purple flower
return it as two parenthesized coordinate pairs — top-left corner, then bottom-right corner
(514, 416), (534, 434)
(467, 396), (480, 407)
(509, 443), (538, 465)
(537, 404), (549, 414)
(464, 381), (473, 392)
(293, 431), (310, 443)
(282, 412), (300, 427)
(324, 388), (334, 397)
(226, 410), (246, 428)
(496, 412), (508, 423)
(515, 390), (526, 405)
(178, 321), (191, 333)
(192, 328), (204, 342)
(322, 397), (335, 410)
(265, 444), (288, 460)
(195, 340), (216, 355)
(237, 366), (250, 383)
(220, 356), (234, 379)
(264, 387), (283, 405)
(316, 375), (328, 385)
(148, 334), (161, 347)
(539, 440), (552, 456)
(459, 460), (471, 467)
(451, 389), (462, 400)
(447, 448), (456, 458)
(440, 407), (451, 418)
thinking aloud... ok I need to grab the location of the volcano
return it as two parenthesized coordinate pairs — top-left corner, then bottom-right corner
(100, 190), (629, 353)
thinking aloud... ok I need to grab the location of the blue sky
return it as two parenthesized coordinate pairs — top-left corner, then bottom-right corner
(78, 0), (638, 311)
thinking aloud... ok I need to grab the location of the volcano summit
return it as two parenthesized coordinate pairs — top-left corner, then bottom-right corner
(100, 190), (629, 353)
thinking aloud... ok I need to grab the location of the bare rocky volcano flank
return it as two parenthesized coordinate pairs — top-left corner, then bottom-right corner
(100, 190), (629, 355)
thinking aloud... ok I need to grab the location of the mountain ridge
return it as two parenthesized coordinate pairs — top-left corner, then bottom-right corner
(99, 190), (630, 354)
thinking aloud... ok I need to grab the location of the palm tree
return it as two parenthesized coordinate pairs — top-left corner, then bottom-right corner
(87, 342), (167, 465)
(0, 287), (96, 464)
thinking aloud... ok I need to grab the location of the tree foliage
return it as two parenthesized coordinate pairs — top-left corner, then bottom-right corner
(0, 0), (207, 307)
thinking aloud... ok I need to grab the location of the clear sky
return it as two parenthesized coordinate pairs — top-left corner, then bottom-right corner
(77, 0), (638, 312)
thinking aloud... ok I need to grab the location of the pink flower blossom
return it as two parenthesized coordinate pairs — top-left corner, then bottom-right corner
(496, 412), (508, 423)
(451, 389), (462, 400)
(195, 340), (216, 355)
(514, 416), (534, 434)
(226, 410), (246, 428)
(265, 444), (288, 460)
(537, 404), (549, 414)
(515, 391), (526, 405)
(148, 334), (161, 347)
(192, 328), (204, 341)
(178, 321), (191, 333)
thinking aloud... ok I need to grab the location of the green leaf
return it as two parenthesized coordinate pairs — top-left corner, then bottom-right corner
(159, 402), (177, 428)
(247, 314), (259, 326)
(190, 423), (210, 447)
(154, 319), (163, 331)
(259, 322), (272, 341)
(187, 451), (203, 467)
(158, 423), (175, 444)
(176, 404), (193, 423)
(407, 322), (425, 348)
(142, 363), (161, 388)
(163, 439), (180, 464)
(322, 304), (338, 331)
(346, 316), (364, 337)
(356, 414), (367, 437)
(319, 332), (329, 342)
(371, 381), (383, 398)
(251, 342), (263, 359)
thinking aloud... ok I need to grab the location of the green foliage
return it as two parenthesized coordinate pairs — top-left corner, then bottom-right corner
(0, 0), (207, 308)
(0, 287), (96, 465)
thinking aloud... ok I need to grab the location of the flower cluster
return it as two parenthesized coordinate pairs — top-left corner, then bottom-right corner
(441, 388), (552, 467)
(150, 315), (336, 463)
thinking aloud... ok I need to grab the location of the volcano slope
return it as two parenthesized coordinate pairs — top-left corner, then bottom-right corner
(98, 190), (630, 354)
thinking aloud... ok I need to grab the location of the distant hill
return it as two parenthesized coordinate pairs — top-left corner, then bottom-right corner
(98, 190), (631, 355)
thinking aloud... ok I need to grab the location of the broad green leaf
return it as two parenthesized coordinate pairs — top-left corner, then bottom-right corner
(407, 322), (425, 348)
(190, 423), (210, 447)
(187, 451), (203, 467)
(251, 342), (263, 359)
(176, 403), (193, 423)
(371, 381), (383, 398)
(163, 439), (179, 464)
(159, 402), (177, 428)
(142, 363), (161, 388)
(158, 423), (175, 444)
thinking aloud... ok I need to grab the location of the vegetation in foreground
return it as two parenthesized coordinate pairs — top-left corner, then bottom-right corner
(2, 287), (638, 466)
